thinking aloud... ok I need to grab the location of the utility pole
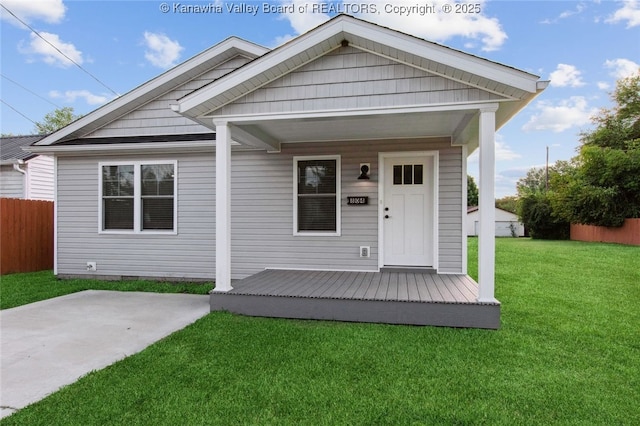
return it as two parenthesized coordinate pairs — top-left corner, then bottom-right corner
(545, 146), (549, 192)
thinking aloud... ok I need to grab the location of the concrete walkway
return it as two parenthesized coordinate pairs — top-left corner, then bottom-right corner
(0, 290), (210, 419)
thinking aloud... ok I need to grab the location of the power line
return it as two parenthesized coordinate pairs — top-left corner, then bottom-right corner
(1, 73), (62, 109)
(0, 99), (37, 126)
(0, 3), (120, 97)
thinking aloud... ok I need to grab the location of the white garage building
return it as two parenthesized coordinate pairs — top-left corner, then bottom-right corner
(467, 206), (525, 237)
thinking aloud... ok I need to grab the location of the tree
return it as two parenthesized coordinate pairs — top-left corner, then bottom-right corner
(516, 162), (571, 239)
(495, 196), (518, 214)
(518, 192), (569, 240)
(551, 72), (640, 226)
(467, 175), (478, 207)
(33, 107), (82, 134)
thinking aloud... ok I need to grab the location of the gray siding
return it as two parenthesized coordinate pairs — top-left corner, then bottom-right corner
(88, 56), (252, 138)
(231, 138), (463, 278)
(0, 165), (24, 198)
(438, 148), (464, 272)
(212, 46), (506, 116)
(26, 155), (54, 200)
(56, 138), (463, 280)
(56, 153), (215, 279)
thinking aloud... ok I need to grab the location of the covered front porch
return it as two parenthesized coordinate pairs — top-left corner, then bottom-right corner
(171, 15), (548, 329)
(210, 269), (500, 329)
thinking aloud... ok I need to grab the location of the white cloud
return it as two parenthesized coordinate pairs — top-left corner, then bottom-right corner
(540, 2), (587, 24)
(523, 96), (597, 133)
(18, 31), (83, 68)
(271, 0), (330, 47)
(597, 81), (611, 90)
(49, 89), (113, 105)
(468, 134), (521, 164)
(143, 32), (183, 68)
(0, 0), (65, 25)
(604, 58), (640, 79)
(278, 0), (331, 34)
(606, 0), (640, 27)
(277, 0), (508, 51)
(559, 3), (586, 19)
(549, 64), (586, 87)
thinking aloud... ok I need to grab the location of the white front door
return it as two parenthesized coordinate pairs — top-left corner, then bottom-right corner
(383, 155), (434, 266)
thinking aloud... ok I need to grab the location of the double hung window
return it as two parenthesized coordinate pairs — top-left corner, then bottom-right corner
(294, 156), (340, 236)
(100, 161), (176, 233)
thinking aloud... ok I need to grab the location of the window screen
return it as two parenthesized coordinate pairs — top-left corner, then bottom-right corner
(296, 159), (337, 232)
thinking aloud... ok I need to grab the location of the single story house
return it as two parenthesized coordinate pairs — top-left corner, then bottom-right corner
(467, 206), (525, 237)
(30, 15), (547, 328)
(1, 135), (53, 200)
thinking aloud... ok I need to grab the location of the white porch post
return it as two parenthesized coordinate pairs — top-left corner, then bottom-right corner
(477, 106), (498, 302)
(213, 120), (232, 292)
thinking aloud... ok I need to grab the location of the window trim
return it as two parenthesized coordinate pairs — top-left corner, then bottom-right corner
(98, 160), (178, 235)
(293, 155), (341, 237)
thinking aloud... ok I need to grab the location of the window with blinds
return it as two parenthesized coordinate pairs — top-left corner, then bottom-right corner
(102, 165), (134, 230)
(100, 162), (176, 233)
(141, 164), (174, 230)
(295, 157), (340, 235)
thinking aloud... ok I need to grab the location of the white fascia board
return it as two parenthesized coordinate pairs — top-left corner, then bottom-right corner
(208, 101), (502, 123)
(27, 140), (215, 156)
(342, 19), (540, 94)
(35, 37), (269, 147)
(178, 16), (540, 119)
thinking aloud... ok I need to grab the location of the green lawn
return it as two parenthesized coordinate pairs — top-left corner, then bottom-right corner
(0, 271), (213, 309)
(2, 239), (639, 425)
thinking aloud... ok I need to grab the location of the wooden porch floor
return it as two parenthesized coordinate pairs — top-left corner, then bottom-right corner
(210, 269), (500, 329)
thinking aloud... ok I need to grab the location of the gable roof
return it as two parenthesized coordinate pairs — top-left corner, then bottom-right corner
(1, 135), (46, 163)
(35, 37), (269, 146)
(175, 14), (545, 122)
(467, 206), (517, 216)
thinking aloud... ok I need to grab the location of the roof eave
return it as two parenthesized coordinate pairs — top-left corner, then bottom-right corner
(176, 15), (543, 119)
(35, 37), (269, 146)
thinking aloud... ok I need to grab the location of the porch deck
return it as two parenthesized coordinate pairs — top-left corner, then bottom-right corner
(210, 269), (500, 329)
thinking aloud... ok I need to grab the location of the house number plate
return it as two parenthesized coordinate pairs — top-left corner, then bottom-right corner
(347, 196), (369, 205)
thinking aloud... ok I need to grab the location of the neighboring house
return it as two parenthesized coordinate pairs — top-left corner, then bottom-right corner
(0, 135), (53, 200)
(467, 206), (525, 237)
(29, 15), (547, 328)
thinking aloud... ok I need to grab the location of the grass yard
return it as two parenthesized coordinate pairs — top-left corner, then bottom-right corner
(0, 271), (213, 309)
(1, 239), (639, 425)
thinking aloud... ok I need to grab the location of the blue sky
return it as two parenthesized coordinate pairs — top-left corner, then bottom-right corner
(1, 0), (638, 197)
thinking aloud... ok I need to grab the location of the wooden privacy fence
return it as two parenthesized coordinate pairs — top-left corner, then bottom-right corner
(570, 219), (640, 246)
(1, 198), (54, 275)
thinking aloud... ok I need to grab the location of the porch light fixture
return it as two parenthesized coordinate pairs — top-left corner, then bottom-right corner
(358, 164), (370, 180)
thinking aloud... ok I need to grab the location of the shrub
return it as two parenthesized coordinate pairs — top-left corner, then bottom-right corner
(518, 192), (569, 240)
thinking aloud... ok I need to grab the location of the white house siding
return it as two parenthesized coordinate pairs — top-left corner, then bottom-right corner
(56, 152), (215, 280)
(0, 165), (24, 198)
(25, 155), (54, 200)
(211, 46), (507, 116)
(88, 56), (253, 138)
(230, 137), (463, 278)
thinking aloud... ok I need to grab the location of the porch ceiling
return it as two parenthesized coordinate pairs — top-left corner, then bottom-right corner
(230, 108), (479, 147)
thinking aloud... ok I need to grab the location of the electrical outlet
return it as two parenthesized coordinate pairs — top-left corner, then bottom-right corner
(360, 246), (370, 258)
(86, 262), (97, 272)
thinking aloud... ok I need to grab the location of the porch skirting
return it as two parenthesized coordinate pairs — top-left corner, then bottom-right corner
(210, 269), (500, 329)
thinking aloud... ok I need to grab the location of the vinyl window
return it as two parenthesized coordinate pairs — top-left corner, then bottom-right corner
(294, 156), (341, 236)
(100, 161), (177, 233)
